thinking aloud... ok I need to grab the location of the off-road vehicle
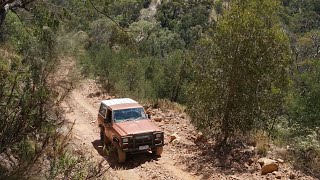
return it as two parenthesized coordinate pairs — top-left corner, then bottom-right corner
(98, 98), (164, 163)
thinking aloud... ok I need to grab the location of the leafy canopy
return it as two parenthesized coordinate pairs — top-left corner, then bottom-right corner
(188, 0), (290, 142)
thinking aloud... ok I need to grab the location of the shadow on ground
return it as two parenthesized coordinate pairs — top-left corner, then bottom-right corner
(177, 139), (320, 179)
(174, 139), (258, 178)
(91, 139), (160, 170)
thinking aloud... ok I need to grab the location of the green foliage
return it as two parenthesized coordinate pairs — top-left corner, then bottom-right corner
(289, 58), (320, 130)
(139, 27), (185, 57)
(2, 0), (320, 177)
(78, 44), (189, 102)
(157, 51), (189, 102)
(156, 0), (214, 46)
(89, 18), (133, 48)
(282, 0), (320, 33)
(101, 0), (150, 27)
(188, 0), (291, 143)
(0, 8), (59, 153)
(0, 2), (76, 178)
(50, 0), (96, 30)
(214, 0), (224, 15)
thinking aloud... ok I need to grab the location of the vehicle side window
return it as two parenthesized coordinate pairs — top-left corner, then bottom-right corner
(99, 104), (107, 118)
(106, 109), (112, 123)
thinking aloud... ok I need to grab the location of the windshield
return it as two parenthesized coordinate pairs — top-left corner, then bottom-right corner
(113, 108), (147, 123)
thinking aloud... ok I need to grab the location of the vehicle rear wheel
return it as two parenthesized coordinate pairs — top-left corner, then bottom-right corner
(117, 148), (126, 163)
(152, 146), (163, 156)
(100, 127), (110, 146)
(100, 127), (104, 144)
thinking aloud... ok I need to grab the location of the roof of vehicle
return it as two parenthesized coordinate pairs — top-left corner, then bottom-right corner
(101, 98), (142, 110)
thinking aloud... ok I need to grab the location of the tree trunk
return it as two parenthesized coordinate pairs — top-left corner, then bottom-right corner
(0, 8), (6, 28)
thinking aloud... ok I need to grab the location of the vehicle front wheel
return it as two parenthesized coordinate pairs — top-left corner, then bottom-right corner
(117, 148), (126, 163)
(152, 146), (163, 156)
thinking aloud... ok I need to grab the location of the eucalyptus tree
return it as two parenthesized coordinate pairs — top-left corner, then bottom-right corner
(188, 0), (291, 144)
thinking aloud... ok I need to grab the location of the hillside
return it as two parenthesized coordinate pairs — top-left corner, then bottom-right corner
(60, 77), (317, 180)
(1, 0), (320, 179)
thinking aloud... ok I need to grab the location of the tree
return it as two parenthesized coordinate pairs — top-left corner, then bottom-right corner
(282, 0), (320, 33)
(156, 0), (214, 46)
(140, 28), (185, 57)
(188, 0), (291, 144)
(289, 58), (320, 131)
(288, 30), (320, 132)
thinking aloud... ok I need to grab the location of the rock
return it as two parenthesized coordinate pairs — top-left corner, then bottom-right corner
(171, 139), (180, 144)
(257, 158), (278, 175)
(194, 132), (204, 143)
(244, 163), (250, 169)
(56, 125), (70, 137)
(170, 133), (180, 142)
(276, 158), (284, 163)
(289, 172), (296, 179)
(145, 107), (152, 114)
(248, 158), (255, 165)
(167, 112), (174, 117)
(272, 171), (282, 179)
(257, 158), (277, 166)
(153, 116), (162, 122)
(190, 135), (196, 141)
(248, 146), (255, 151)
(275, 173), (282, 179)
(87, 91), (101, 98)
(261, 163), (278, 175)
(179, 113), (186, 119)
(105, 96), (111, 100)
(229, 175), (242, 180)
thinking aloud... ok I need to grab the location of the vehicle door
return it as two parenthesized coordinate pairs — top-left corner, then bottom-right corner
(104, 108), (113, 140)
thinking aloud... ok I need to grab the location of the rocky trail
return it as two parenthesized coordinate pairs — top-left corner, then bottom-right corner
(61, 80), (201, 180)
(59, 79), (318, 180)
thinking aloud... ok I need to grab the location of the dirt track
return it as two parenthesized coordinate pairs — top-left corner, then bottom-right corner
(61, 80), (200, 180)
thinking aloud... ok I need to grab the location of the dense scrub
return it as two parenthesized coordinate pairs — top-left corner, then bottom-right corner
(1, 0), (320, 178)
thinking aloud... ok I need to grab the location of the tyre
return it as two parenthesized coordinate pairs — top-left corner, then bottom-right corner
(152, 146), (163, 156)
(100, 127), (105, 145)
(117, 148), (126, 163)
(100, 127), (110, 146)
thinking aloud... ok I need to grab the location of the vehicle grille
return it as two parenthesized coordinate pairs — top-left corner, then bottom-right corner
(133, 133), (153, 148)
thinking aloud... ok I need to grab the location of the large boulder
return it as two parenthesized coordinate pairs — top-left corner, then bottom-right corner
(257, 158), (279, 175)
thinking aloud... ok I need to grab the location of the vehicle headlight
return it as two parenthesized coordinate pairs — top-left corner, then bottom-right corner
(156, 133), (162, 138)
(122, 138), (128, 143)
